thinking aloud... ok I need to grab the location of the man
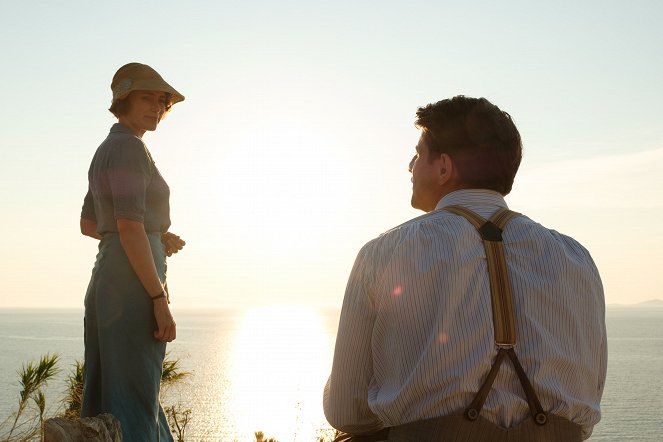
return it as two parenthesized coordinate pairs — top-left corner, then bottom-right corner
(323, 96), (606, 441)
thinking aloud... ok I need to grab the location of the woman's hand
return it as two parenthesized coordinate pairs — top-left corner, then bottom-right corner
(153, 298), (177, 342)
(162, 232), (186, 257)
(80, 218), (102, 240)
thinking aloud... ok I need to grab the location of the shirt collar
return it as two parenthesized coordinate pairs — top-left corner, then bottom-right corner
(109, 123), (137, 136)
(435, 189), (508, 217)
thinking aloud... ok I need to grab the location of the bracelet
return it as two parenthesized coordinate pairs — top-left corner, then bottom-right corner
(150, 290), (167, 301)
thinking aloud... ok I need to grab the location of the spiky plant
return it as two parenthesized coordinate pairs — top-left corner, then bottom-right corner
(161, 352), (191, 389)
(62, 360), (85, 419)
(6, 354), (59, 440)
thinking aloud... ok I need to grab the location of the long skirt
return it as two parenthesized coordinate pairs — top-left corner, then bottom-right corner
(82, 232), (173, 442)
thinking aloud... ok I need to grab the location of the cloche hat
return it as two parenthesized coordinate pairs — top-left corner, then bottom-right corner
(111, 63), (185, 106)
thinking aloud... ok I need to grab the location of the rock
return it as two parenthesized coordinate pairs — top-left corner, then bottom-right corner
(44, 413), (122, 442)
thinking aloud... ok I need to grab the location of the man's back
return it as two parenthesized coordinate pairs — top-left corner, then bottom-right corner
(324, 189), (606, 439)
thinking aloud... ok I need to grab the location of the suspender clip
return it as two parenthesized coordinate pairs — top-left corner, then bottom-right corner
(478, 221), (503, 241)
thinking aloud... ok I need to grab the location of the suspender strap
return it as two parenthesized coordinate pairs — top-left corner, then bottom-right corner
(464, 347), (508, 421)
(444, 206), (519, 346)
(444, 205), (548, 426)
(505, 347), (548, 425)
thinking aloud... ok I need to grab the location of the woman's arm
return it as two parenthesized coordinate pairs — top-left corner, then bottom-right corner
(80, 218), (103, 240)
(117, 218), (176, 342)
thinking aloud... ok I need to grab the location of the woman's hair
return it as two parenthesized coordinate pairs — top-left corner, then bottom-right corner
(415, 95), (522, 195)
(109, 92), (174, 121)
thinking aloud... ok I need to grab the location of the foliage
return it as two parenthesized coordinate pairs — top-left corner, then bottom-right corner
(316, 427), (344, 442)
(165, 403), (192, 442)
(161, 352), (191, 390)
(62, 360), (84, 420)
(254, 430), (279, 442)
(0, 353), (190, 442)
(160, 353), (192, 440)
(1, 353), (60, 442)
(254, 426), (342, 442)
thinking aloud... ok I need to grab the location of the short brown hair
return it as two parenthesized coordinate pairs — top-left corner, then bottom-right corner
(108, 92), (173, 120)
(108, 97), (130, 118)
(415, 96), (522, 195)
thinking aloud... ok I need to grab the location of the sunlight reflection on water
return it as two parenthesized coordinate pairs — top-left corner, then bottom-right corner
(165, 306), (338, 441)
(230, 306), (334, 441)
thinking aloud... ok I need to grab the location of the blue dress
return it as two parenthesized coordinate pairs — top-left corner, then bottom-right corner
(81, 124), (174, 442)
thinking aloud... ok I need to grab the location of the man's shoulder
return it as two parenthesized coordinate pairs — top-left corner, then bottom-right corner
(499, 214), (599, 272)
(361, 210), (458, 253)
(508, 214), (589, 247)
(368, 209), (592, 256)
(385, 210), (443, 233)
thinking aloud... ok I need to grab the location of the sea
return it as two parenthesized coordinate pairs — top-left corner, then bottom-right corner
(0, 306), (661, 441)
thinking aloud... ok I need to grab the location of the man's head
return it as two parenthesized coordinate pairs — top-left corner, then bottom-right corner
(409, 95), (522, 211)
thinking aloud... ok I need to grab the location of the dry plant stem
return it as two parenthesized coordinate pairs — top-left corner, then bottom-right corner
(165, 404), (191, 442)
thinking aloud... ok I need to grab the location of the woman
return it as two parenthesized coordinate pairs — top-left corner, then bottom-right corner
(80, 62), (186, 441)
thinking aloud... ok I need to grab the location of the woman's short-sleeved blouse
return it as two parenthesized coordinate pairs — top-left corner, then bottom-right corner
(81, 123), (171, 234)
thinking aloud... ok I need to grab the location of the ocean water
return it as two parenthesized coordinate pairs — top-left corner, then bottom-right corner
(590, 307), (663, 441)
(0, 306), (661, 441)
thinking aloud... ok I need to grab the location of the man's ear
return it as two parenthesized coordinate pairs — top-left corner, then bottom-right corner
(437, 153), (454, 185)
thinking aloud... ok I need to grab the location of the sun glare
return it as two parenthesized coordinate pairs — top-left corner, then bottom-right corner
(228, 305), (334, 441)
(212, 124), (354, 236)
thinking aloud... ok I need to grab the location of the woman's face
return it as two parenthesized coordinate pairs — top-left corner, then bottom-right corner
(118, 90), (167, 137)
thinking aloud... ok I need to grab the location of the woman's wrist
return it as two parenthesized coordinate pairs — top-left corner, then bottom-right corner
(150, 289), (166, 300)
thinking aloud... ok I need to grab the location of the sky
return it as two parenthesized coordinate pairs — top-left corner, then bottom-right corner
(0, 0), (661, 309)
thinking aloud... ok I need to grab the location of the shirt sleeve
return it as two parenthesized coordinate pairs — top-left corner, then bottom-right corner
(80, 188), (96, 221)
(107, 138), (152, 223)
(323, 242), (384, 434)
(583, 256), (608, 441)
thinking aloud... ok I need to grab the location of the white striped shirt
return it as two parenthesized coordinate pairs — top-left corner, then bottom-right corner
(324, 189), (607, 440)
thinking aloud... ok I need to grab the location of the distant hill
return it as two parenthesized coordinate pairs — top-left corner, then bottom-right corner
(637, 299), (663, 306)
(608, 299), (663, 307)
